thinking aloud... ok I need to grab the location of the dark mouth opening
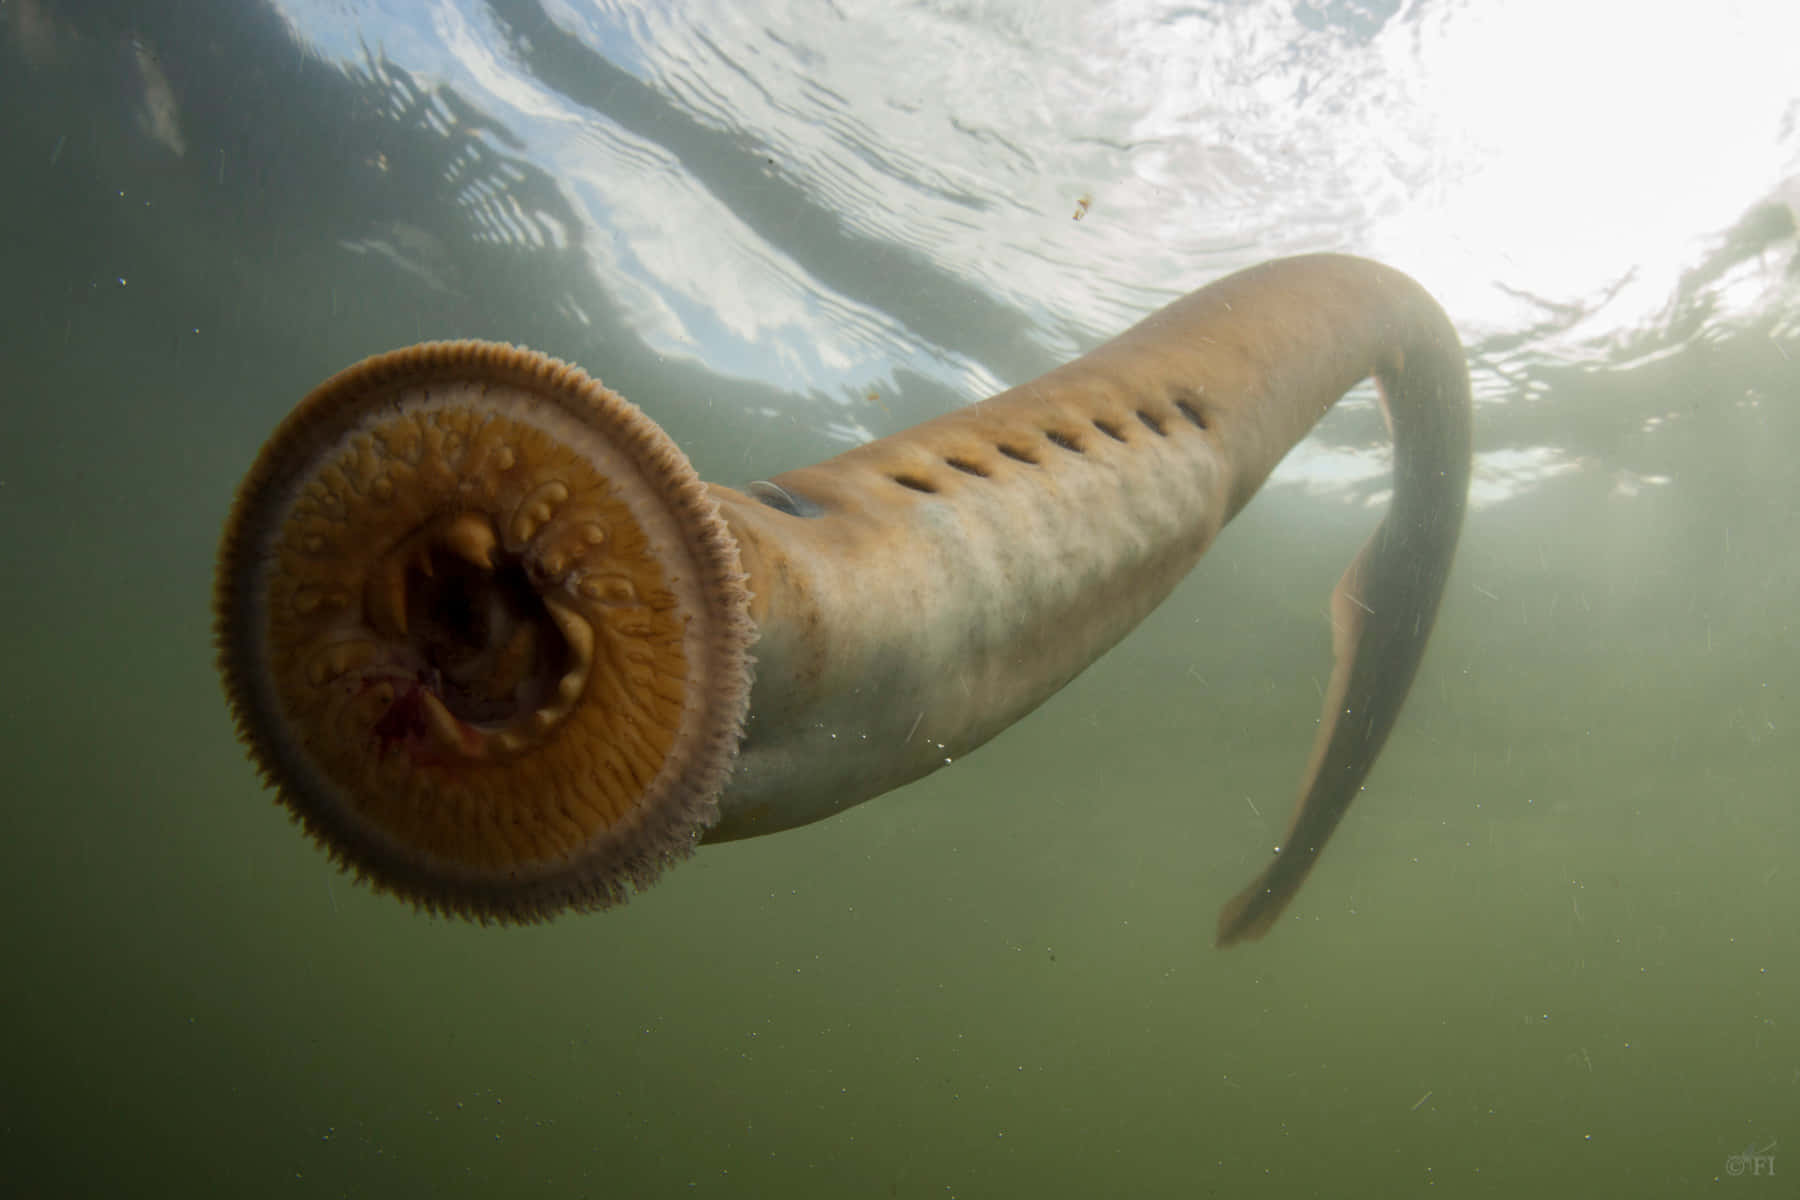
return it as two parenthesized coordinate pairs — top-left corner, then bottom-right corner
(403, 541), (573, 726)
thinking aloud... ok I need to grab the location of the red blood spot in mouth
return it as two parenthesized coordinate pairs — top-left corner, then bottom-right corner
(371, 681), (430, 756)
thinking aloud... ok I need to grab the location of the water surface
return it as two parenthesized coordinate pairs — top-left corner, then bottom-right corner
(3, 1), (1796, 1195)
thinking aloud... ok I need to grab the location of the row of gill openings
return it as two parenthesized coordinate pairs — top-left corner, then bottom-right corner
(888, 393), (1209, 495)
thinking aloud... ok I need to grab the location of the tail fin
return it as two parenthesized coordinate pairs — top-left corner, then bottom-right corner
(1217, 333), (1470, 947)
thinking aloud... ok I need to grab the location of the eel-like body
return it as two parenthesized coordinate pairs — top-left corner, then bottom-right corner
(215, 253), (1470, 945)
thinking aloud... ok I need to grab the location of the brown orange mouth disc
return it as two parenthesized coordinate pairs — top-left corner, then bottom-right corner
(214, 341), (753, 920)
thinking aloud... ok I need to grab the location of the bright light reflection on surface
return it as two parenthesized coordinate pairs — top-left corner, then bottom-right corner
(265, 0), (1799, 506)
(273, 0), (1798, 352)
(1368, 0), (1800, 342)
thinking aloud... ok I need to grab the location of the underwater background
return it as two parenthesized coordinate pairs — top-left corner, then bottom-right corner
(3, 0), (1796, 1195)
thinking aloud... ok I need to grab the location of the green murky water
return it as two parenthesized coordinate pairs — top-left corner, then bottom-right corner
(3, 2), (1795, 1196)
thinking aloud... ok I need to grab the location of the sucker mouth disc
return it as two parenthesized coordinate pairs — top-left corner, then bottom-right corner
(214, 340), (754, 921)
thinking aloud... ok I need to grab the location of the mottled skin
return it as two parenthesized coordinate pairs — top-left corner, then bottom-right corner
(702, 255), (1470, 944)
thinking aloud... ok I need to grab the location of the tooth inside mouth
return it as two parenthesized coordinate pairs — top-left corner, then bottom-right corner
(355, 510), (594, 760)
(214, 341), (753, 921)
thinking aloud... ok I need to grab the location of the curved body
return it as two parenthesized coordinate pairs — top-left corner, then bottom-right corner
(215, 253), (1470, 945)
(708, 254), (1470, 941)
